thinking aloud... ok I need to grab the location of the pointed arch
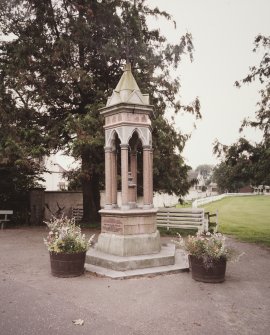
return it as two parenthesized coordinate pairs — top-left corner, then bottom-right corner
(106, 128), (122, 148)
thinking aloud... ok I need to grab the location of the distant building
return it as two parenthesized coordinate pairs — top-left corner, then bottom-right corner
(253, 185), (270, 195)
(185, 168), (218, 201)
(40, 156), (68, 191)
(208, 182), (218, 193)
(194, 171), (207, 192)
(238, 185), (253, 193)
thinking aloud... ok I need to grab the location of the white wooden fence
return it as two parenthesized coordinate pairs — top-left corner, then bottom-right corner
(192, 193), (254, 208)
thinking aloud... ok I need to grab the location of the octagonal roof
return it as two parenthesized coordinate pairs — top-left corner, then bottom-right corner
(106, 63), (149, 107)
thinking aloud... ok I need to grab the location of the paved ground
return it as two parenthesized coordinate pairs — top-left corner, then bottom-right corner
(0, 227), (269, 335)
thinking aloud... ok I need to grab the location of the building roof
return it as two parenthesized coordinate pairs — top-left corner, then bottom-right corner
(106, 63), (149, 107)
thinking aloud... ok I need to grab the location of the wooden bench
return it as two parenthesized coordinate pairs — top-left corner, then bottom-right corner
(0, 210), (13, 230)
(156, 207), (208, 232)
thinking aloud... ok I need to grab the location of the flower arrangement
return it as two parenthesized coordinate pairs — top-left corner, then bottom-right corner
(44, 216), (94, 254)
(173, 231), (233, 268)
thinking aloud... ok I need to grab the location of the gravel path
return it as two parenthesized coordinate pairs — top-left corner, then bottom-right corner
(0, 227), (269, 335)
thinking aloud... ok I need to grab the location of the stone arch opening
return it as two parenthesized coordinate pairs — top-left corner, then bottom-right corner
(127, 131), (143, 208)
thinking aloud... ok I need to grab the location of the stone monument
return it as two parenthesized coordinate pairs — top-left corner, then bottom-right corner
(86, 64), (186, 276)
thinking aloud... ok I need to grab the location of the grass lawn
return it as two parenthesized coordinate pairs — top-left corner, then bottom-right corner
(201, 195), (270, 247)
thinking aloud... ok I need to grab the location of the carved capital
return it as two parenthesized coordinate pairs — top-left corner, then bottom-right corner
(142, 145), (151, 150)
(104, 146), (112, 153)
(120, 144), (129, 149)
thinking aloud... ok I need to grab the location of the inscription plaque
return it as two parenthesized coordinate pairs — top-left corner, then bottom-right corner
(102, 218), (123, 234)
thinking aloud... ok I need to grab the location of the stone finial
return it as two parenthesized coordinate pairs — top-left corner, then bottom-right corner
(106, 63), (149, 107)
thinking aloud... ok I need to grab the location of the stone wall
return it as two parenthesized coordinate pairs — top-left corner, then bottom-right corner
(38, 190), (180, 222)
(29, 188), (46, 225)
(44, 191), (83, 220)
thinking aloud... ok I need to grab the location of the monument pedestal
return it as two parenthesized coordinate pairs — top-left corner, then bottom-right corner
(96, 231), (161, 257)
(96, 208), (160, 256)
(85, 208), (182, 274)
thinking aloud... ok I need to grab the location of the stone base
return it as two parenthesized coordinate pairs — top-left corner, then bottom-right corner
(86, 243), (176, 272)
(96, 231), (161, 257)
(99, 208), (158, 235)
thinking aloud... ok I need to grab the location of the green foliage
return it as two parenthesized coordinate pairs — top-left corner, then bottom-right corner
(194, 164), (214, 186)
(213, 137), (270, 191)
(152, 116), (192, 196)
(201, 196), (270, 247)
(0, 66), (46, 221)
(195, 164), (213, 177)
(213, 138), (254, 192)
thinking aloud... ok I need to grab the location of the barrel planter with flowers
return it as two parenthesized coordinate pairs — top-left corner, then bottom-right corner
(174, 231), (233, 283)
(44, 216), (94, 278)
(189, 255), (227, 283)
(49, 251), (86, 278)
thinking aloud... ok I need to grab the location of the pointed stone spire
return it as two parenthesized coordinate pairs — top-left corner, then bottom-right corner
(114, 63), (140, 92)
(106, 63), (149, 107)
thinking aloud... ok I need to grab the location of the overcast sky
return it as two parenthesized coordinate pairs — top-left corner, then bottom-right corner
(3, 1), (268, 170)
(148, 0), (270, 169)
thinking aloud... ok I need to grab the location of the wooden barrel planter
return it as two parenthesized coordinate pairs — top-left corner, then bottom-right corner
(50, 252), (86, 278)
(189, 255), (227, 283)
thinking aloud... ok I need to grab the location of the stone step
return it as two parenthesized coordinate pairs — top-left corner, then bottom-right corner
(85, 244), (189, 279)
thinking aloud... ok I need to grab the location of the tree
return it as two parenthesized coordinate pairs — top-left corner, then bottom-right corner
(0, 66), (46, 222)
(213, 35), (270, 191)
(0, 0), (201, 223)
(213, 139), (254, 192)
(194, 164), (214, 185)
(213, 138), (270, 191)
(236, 35), (270, 140)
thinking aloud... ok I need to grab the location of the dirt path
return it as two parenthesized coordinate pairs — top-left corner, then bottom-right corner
(0, 227), (269, 335)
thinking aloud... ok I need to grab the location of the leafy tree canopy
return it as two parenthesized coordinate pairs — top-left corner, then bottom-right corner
(195, 164), (213, 178)
(0, 0), (201, 223)
(0, 68), (46, 221)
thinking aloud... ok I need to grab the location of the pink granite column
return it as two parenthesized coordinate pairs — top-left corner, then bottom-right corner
(104, 147), (112, 208)
(143, 145), (152, 207)
(111, 149), (117, 207)
(149, 148), (153, 205)
(130, 150), (137, 204)
(121, 144), (129, 209)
